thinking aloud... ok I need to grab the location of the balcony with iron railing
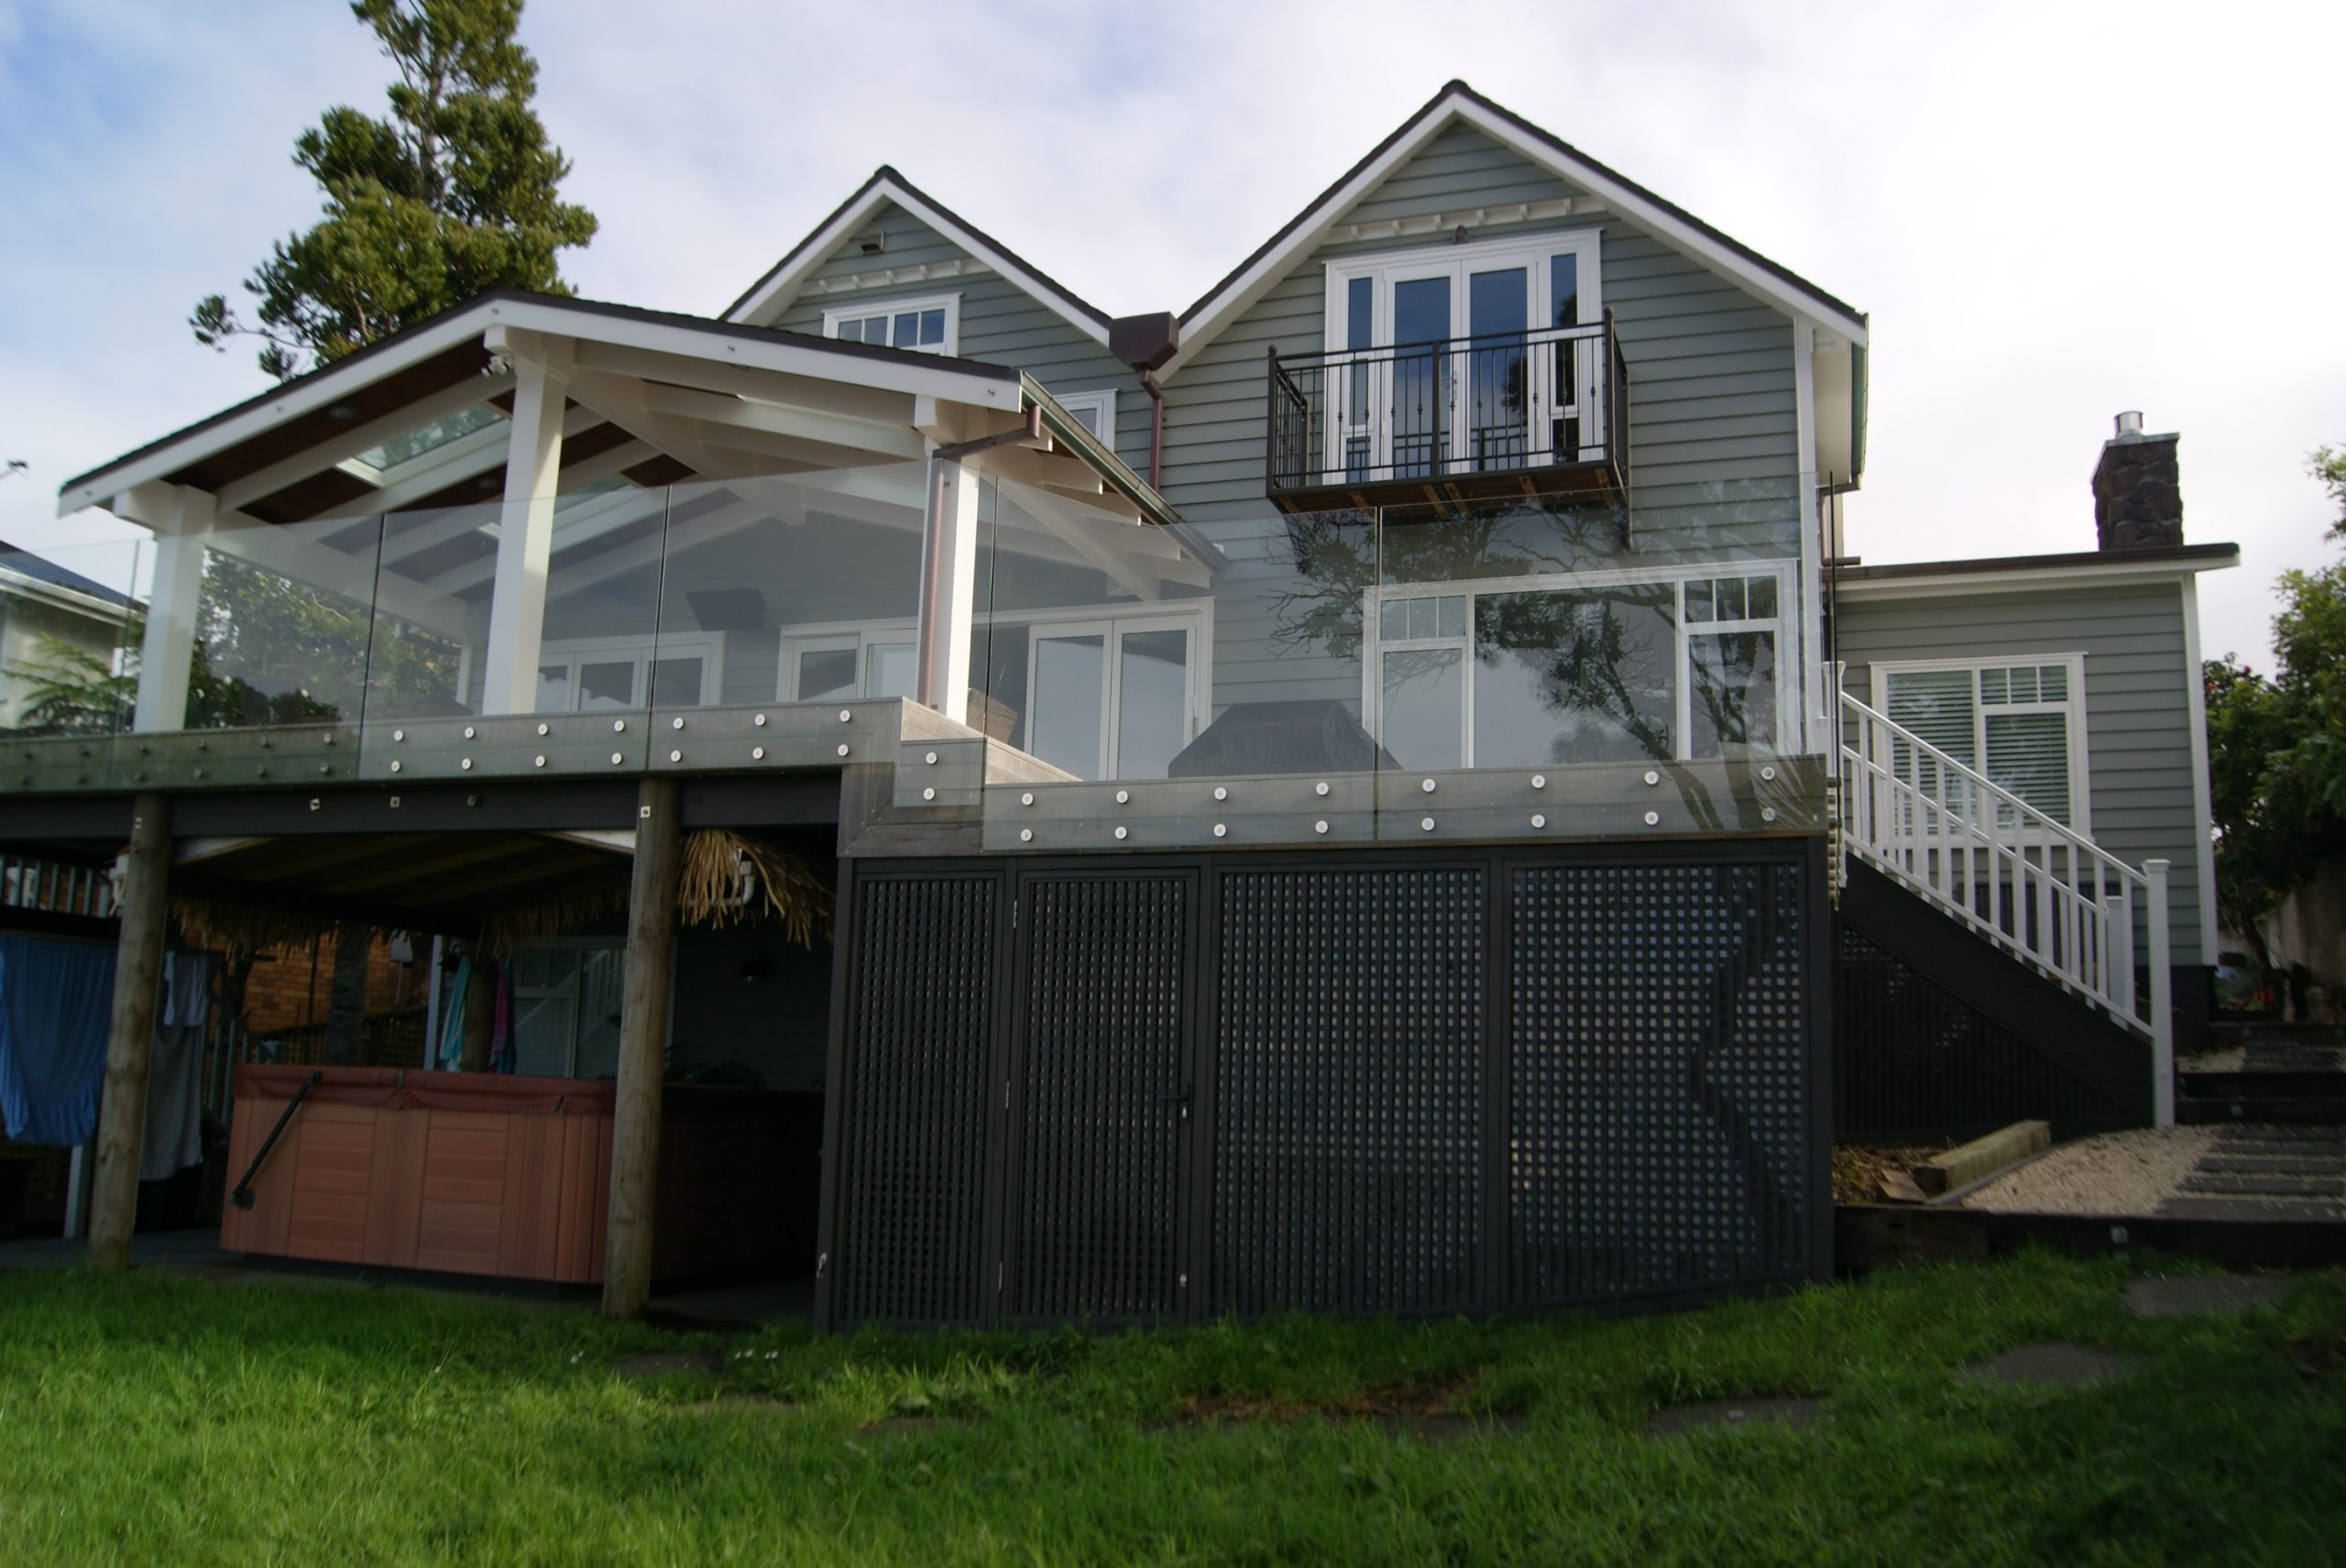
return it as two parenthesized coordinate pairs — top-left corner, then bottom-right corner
(1267, 313), (1628, 512)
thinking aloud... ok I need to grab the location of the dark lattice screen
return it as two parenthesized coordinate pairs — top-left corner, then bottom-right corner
(1008, 875), (1191, 1321)
(1211, 866), (1485, 1316)
(1836, 922), (2135, 1141)
(832, 874), (1000, 1325)
(1508, 862), (1811, 1304)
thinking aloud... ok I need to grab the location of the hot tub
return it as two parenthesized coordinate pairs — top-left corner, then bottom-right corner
(218, 1065), (818, 1284)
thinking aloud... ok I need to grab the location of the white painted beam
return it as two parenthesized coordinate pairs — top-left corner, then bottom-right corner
(478, 332), (573, 715)
(570, 342), (915, 426)
(635, 381), (925, 461)
(132, 487), (214, 731)
(916, 458), (981, 723)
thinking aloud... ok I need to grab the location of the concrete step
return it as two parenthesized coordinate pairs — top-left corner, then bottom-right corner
(2210, 1021), (2346, 1051)
(2177, 1098), (2346, 1127)
(2180, 1070), (2346, 1100)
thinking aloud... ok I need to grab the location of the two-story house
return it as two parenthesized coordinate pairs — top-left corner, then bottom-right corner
(0, 82), (2230, 1325)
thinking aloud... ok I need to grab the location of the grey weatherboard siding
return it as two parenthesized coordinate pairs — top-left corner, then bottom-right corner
(1835, 579), (2209, 966)
(1153, 121), (1803, 521)
(762, 204), (1140, 464)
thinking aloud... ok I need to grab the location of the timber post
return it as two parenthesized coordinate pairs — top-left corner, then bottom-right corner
(459, 948), (496, 1072)
(87, 793), (171, 1270)
(602, 776), (682, 1318)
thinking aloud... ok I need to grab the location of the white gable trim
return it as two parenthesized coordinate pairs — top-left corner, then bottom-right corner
(727, 175), (1110, 347)
(1163, 89), (1867, 379)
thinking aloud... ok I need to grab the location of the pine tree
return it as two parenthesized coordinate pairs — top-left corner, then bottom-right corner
(192, 0), (596, 380)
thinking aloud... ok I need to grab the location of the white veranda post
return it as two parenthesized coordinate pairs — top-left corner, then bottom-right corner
(480, 328), (574, 715)
(133, 486), (215, 732)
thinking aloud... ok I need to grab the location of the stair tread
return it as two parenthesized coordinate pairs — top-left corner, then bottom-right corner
(2156, 1196), (2346, 1223)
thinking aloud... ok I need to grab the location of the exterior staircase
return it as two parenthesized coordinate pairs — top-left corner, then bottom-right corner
(1836, 691), (2175, 1133)
(2165, 1022), (2346, 1222)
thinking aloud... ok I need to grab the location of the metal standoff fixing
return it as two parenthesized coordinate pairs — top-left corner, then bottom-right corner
(1761, 807), (1777, 823)
(388, 761), (400, 773)
(459, 758), (472, 771)
(670, 750), (683, 762)
(1019, 828), (1033, 843)
(1115, 789), (1130, 805)
(1531, 813), (1547, 828)
(1315, 781), (1330, 796)
(537, 722), (549, 736)
(1643, 809), (1660, 825)
(921, 786), (934, 801)
(1644, 770), (1660, 786)
(1213, 785), (1228, 801)
(533, 755), (546, 768)
(1113, 826), (1128, 840)
(752, 747), (766, 762)
(836, 743), (850, 757)
(1420, 777), (1436, 793)
(1760, 764), (1776, 782)
(1420, 816), (1436, 831)
(838, 709), (851, 723)
(463, 726), (476, 740)
(753, 712), (768, 727)
(671, 717), (685, 730)
(1021, 792), (1035, 806)
(1212, 823), (1227, 837)
(612, 718), (626, 732)
(392, 729), (405, 742)
(925, 751), (937, 764)
(1531, 774), (1546, 789)
(609, 751), (623, 765)
(1314, 819), (1329, 834)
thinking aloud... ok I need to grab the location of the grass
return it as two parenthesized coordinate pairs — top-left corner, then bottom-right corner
(0, 1254), (2341, 1565)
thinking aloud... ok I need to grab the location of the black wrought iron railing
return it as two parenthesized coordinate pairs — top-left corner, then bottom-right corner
(1267, 312), (1628, 499)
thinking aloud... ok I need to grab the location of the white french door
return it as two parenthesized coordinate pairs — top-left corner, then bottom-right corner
(1024, 617), (1200, 781)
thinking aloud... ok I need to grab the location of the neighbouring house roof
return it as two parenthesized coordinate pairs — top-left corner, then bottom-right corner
(1834, 542), (2240, 596)
(722, 166), (1114, 345)
(0, 541), (138, 610)
(1164, 79), (1869, 378)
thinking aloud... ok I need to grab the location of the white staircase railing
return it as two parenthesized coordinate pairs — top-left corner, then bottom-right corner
(1838, 691), (2173, 1124)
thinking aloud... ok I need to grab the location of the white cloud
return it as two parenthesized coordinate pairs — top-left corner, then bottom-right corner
(4, 0), (2338, 667)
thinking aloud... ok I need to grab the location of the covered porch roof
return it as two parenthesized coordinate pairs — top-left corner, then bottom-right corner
(59, 290), (1179, 532)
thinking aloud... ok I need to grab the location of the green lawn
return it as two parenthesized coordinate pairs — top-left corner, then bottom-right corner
(0, 1255), (2341, 1566)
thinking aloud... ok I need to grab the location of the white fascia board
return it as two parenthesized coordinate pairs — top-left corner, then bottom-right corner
(2181, 576), (2220, 964)
(1162, 91), (1868, 380)
(62, 296), (1020, 522)
(1449, 99), (1869, 345)
(727, 177), (1110, 347)
(1836, 554), (2239, 601)
(59, 307), (496, 518)
(477, 297), (1021, 411)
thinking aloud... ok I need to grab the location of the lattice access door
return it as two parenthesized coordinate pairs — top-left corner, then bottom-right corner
(1002, 872), (1197, 1324)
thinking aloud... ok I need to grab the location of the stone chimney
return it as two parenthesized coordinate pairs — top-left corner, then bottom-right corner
(2092, 411), (2184, 550)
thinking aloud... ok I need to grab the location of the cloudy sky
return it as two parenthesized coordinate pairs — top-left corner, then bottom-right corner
(1, 0), (2338, 666)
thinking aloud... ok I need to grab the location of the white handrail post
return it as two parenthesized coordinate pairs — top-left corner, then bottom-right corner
(2145, 858), (2173, 1127)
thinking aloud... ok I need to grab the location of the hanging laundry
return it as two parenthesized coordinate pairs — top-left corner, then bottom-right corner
(489, 959), (518, 1075)
(435, 957), (471, 1071)
(141, 950), (218, 1181)
(0, 934), (118, 1146)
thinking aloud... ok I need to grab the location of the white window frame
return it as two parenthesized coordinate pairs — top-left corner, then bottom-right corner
(776, 620), (920, 702)
(1869, 653), (2092, 838)
(509, 938), (626, 1080)
(1053, 388), (1117, 443)
(1360, 560), (1795, 767)
(820, 292), (961, 356)
(1321, 230), (1605, 480)
(534, 631), (723, 712)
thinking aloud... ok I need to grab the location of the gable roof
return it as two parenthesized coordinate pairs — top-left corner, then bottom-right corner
(1164, 80), (1868, 378)
(723, 166), (1113, 346)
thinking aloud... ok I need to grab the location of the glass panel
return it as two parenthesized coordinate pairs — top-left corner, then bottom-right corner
(1381, 645), (1463, 770)
(918, 309), (945, 346)
(1986, 710), (2070, 824)
(797, 647), (858, 702)
(1028, 632), (1106, 778)
(1747, 575), (1778, 620)
(181, 512), (385, 729)
(1688, 630), (1778, 760)
(1408, 597), (1435, 639)
(864, 642), (915, 699)
(536, 663), (570, 710)
(1116, 629), (1189, 781)
(1549, 253), (1580, 327)
(2009, 664), (2039, 703)
(1684, 577), (1714, 623)
(1391, 276), (1452, 480)
(2039, 663), (2068, 701)
(573, 949), (624, 1079)
(1979, 666), (2008, 704)
(511, 989), (576, 1079)
(1470, 584), (1676, 766)
(577, 660), (635, 709)
(0, 535), (143, 739)
(1436, 596), (1465, 639)
(1884, 668), (1975, 763)
(649, 655), (703, 708)
(893, 313), (917, 347)
(1345, 277), (1373, 351)
(646, 465), (929, 726)
(351, 403), (500, 474)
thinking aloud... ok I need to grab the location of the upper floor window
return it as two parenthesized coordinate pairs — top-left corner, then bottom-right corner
(1055, 389), (1117, 443)
(822, 292), (959, 356)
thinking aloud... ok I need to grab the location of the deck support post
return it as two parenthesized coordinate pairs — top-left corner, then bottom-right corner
(87, 794), (171, 1270)
(459, 950), (496, 1073)
(602, 776), (681, 1318)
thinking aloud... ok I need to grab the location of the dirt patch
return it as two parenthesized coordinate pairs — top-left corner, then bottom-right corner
(615, 1351), (721, 1380)
(1833, 1145), (1948, 1204)
(2124, 1274), (2292, 1320)
(1962, 1343), (2143, 1389)
(1643, 1396), (1824, 1438)
(1175, 1373), (1483, 1427)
